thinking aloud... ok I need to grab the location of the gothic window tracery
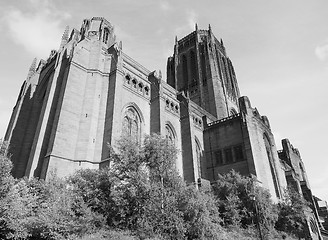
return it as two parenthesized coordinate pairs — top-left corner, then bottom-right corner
(165, 124), (175, 145)
(122, 108), (140, 142)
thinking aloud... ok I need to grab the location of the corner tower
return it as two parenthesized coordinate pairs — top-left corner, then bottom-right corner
(167, 24), (240, 119)
(80, 17), (116, 47)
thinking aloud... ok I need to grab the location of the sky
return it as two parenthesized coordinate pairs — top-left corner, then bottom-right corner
(0, 0), (327, 200)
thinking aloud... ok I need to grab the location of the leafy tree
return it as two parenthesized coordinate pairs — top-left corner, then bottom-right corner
(0, 153), (104, 240)
(68, 168), (115, 215)
(143, 134), (179, 186)
(0, 140), (15, 239)
(275, 187), (309, 239)
(178, 185), (223, 239)
(69, 136), (150, 231)
(0, 140), (14, 199)
(2, 136), (303, 240)
(213, 170), (277, 238)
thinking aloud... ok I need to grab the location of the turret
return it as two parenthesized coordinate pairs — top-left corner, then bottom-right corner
(79, 17), (116, 47)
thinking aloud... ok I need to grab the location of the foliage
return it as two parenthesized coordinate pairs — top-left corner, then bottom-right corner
(0, 142), (104, 240)
(0, 136), (302, 240)
(213, 170), (278, 238)
(143, 134), (178, 184)
(178, 185), (223, 239)
(275, 187), (309, 239)
(141, 134), (185, 239)
(70, 229), (137, 240)
(0, 140), (14, 199)
(1, 176), (104, 240)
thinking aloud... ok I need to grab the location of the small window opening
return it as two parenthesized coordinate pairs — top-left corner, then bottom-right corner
(125, 75), (131, 84)
(132, 79), (137, 88)
(144, 86), (149, 96)
(138, 83), (143, 92)
(103, 28), (110, 44)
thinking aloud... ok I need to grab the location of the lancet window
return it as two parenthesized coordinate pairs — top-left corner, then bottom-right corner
(122, 107), (140, 142)
(165, 124), (175, 145)
(195, 139), (202, 178)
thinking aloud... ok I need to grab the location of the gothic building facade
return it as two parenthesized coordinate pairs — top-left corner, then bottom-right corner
(4, 17), (323, 239)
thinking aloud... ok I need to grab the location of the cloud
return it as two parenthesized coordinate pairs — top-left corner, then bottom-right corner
(1, 0), (70, 59)
(315, 42), (328, 61)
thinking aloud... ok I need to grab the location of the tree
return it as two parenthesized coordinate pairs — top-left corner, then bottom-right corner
(275, 187), (309, 239)
(0, 140), (14, 199)
(0, 140), (15, 239)
(178, 185), (223, 239)
(0, 147), (104, 240)
(212, 170), (277, 237)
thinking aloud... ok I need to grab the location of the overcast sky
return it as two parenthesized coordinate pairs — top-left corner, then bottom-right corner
(0, 0), (327, 200)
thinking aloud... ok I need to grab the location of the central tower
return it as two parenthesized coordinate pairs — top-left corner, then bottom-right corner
(167, 25), (240, 119)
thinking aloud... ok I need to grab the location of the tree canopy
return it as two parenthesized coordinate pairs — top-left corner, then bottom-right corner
(0, 137), (307, 240)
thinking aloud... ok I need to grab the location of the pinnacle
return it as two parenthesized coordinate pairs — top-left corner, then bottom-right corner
(29, 58), (37, 72)
(62, 26), (70, 41)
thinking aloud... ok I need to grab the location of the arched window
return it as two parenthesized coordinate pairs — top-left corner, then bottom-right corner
(165, 124), (175, 145)
(215, 47), (223, 80)
(182, 55), (188, 88)
(221, 57), (229, 86)
(122, 107), (140, 142)
(103, 28), (110, 44)
(230, 108), (237, 116)
(200, 45), (207, 85)
(264, 134), (280, 198)
(144, 86), (149, 96)
(132, 79), (137, 88)
(190, 50), (197, 85)
(125, 75), (131, 84)
(195, 138), (202, 179)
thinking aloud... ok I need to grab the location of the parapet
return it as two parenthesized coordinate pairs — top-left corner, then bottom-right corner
(281, 138), (302, 158)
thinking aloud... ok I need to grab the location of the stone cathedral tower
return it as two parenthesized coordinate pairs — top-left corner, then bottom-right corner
(167, 24), (240, 119)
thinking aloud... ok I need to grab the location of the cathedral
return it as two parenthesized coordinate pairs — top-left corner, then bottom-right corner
(4, 17), (324, 239)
